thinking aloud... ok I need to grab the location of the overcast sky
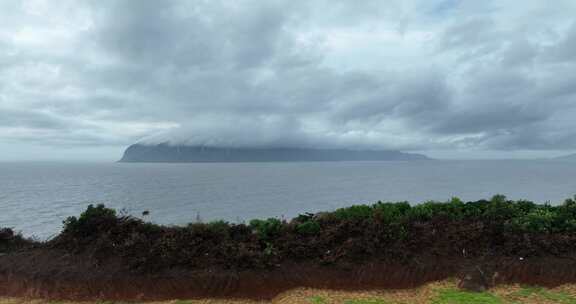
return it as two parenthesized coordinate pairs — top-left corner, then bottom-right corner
(1, 0), (576, 161)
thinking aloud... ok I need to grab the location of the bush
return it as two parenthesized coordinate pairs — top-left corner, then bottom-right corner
(47, 195), (576, 270)
(296, 220), (321, 235)
(0, 228), (33, 253)
(462, 200), (489, 218)
(483, 194), (518, 221)
(510, 208), (556, 233)
(0, 228), (15, 241)
(514, 199), (538, 214)
(62, 204), (118, 237)
(295, 212), (315, 222)
(547, 197), (576, 232)
(185, 220), (232, 239)
(205, 220), (231, 233)
(373, 201), (411, 223)
(408, 198), (465, 221)
(249, 218), (282, 239)
(333, 205), (373, 221)
(558, 197), (576, 218)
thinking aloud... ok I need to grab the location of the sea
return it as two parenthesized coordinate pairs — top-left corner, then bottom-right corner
(1, 160), (575, 239)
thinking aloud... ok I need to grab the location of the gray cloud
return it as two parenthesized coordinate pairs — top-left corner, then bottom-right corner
(0, 108), (67, 129)
(547, 23), (576, 63)
(1, 0), (576, 160)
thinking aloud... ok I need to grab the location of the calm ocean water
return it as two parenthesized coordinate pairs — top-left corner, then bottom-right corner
(1, 160), (575, 239)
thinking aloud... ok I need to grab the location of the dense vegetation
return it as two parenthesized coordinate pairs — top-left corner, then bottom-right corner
(3, 195), (576, 273)
(0, 228), (34, 253)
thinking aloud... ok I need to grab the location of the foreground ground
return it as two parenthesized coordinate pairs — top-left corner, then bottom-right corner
(2, 280), (576, 304)
(3, 197), (576, 300)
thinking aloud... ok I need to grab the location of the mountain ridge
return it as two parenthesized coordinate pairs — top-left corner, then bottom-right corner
(119, 143), (430, 162)
(556, 153), (576, 160)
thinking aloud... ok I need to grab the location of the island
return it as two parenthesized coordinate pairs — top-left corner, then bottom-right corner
(119, 143), (430, 162)
(556, 153), (576, 161)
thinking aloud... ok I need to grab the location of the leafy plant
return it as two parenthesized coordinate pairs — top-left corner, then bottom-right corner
(249, 218), (282, 239)
(263, 241), (277, 256)
(333, 205), (373, 221)
(62, 204), (118, 237)
(205, 220), (230, 232)
(0, 228), (33, 253)
(296, 220), (321, 235)
(296, 212), (315, 222)
(373, 201), (411, 223)
(483, 195), (518, 221)
(408, 198), (466, 221)
(510, 208), (556, 233)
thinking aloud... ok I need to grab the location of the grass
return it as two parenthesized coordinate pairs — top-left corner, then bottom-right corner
(2, 280), (576, 303)
(308, 296), (326, 304)
(430, 289), (502, 304)
(343, 300), (389, 304)
(504, 286), (576, 304)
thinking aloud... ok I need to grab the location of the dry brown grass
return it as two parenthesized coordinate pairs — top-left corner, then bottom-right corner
(2, 279), (576, 304)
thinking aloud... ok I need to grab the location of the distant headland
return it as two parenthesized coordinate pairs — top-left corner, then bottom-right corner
(119, 143), (430, 163)
(556, 153), (576, 161)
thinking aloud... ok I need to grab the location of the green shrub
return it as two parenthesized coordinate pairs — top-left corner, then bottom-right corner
(408, 203), (435, 221)
(263, 241), (277, 256)
(57, 196), (576, 252)
(62, 204), (118, 237)
(462, 200), (489, 218)
(554, 197), (576, 232)
(557, 196), (576, 219)
(373, 201), (411, 223)
(205, 220), (230, 232)
(514, 199), (538, 214)
(296, 212), (315, 222)
(333, 205), (373, 221)
(183, 220), (232, 239)
(296, 220), (321, 235)
(563, 196), (576, 208)
(249, 218), (282, 239)
(0, 228), (33, 253)
(483, 195), (518, 221)
(408, 199), (465, 221)
(139, 222), (163, 234)
(510, 208), (556, 233)
(382, 222), (410, 241)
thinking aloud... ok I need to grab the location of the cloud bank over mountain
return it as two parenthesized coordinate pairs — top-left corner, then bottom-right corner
(1, 0), (576, 159)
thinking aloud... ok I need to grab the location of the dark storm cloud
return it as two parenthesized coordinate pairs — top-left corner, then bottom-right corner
(1, 0), (576, 157)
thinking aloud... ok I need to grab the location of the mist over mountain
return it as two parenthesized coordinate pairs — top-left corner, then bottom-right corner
(556, 153), (576, 160)
(119, 144), (429, 163)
